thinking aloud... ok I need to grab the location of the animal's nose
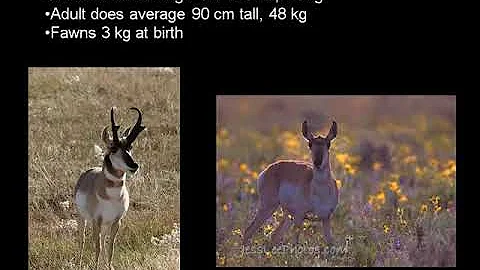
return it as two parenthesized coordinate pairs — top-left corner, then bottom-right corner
(130, 163), (139, 172)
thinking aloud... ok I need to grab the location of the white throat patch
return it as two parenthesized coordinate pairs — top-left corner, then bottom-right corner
(103, 167), (126, 182)
(109, 150), (137, 172)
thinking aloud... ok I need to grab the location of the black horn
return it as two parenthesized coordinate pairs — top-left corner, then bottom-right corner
(125, 107), (145, 146)
(110, 107), (120, 144)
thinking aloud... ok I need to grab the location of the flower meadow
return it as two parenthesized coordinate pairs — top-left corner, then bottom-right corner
(216, 96), (455, 267)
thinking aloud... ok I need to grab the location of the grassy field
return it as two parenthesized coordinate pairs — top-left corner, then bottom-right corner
(28, 68), (180, 270)
(216, 96), (455, 267)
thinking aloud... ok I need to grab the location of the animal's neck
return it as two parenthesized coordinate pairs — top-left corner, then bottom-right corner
(105, 178), (124, 188)
(313, 156), (332, 182)
(103, 155), (126, 184)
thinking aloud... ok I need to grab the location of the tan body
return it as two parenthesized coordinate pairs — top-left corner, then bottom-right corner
(243, 121), (339, 246)
(260, 160), (338, 220)
(75, 168), (129, 225)
(244, 160), (338, 245)
(75, 167), (129, 270)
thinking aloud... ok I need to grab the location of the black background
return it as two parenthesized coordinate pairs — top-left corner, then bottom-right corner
(11, 0), (469, 268)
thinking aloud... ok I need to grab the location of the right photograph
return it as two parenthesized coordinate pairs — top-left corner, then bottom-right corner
(216, 95), (456, 267)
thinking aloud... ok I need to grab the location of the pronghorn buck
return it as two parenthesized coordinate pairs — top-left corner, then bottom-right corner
(74, 107), (145, 270)
(243, 120), (339, 246)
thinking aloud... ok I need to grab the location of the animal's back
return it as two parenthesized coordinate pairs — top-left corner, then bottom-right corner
(257, 160), (314, 208)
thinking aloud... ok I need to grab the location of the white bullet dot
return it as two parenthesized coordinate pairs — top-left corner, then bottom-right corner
(45, 30), (50, 35)
(45, 12), (50, 16)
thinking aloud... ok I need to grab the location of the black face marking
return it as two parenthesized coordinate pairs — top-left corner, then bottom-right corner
(107, 140), (139, 172)
(109, 139), (133, 152)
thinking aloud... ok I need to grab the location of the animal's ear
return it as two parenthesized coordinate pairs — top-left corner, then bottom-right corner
(326, 121), (337, 141)
(302, 120), (314, 142)
(101, 126), (111, 145)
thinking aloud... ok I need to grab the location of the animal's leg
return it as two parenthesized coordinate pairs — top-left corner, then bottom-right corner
(77, 219), (87, 269)
(243, 204), (278, 245)
(271, 215), (293, 246)
(107, 219), (121, 270)
(292, 214), (305, 245)
(102, 226), (109, 267)
(93, 219), (102, 270)
(322, 218), (333, 245)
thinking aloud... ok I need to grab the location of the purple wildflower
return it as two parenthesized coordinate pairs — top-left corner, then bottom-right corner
(394, 238), (401, 250)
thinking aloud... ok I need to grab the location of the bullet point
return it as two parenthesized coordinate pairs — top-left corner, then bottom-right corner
(45, 12), (50, 16)
(45, 30), (50, 35)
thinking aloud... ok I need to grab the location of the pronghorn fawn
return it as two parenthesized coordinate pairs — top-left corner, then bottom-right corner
(74, 107), (145, 270)
(243, 120), (339, 247)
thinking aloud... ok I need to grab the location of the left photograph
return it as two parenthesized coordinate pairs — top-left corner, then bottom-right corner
(28, 67), (180, 270)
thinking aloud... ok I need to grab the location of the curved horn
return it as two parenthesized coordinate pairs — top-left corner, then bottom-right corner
(125, 107), (146, 146)
(101, 126), (110, 144)
(110, 107), (120, 144)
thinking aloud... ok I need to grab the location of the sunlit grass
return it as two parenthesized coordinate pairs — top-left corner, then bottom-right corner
(28, 68), (180, 270)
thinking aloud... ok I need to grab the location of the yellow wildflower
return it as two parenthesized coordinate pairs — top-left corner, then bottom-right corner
(389, 181), (400, 193)
(376, 192), (386, 204)
(242, 178), (251, 184)
(285, 138), (300, 149)
(232, 228), (242, 236)
(383, 224), (390, 234)
(264, 224), (274, 236)
(336, 153), (349, 164)
(430, 195), (440, 205)
(336, 179), (342, 189)
(345, 163), (357, 175)
(403, 155), (417, 164)
(415, 166), (424, 176)
(447, 159), (456, 168)
(373, 162), (383, 171)
(218, 128), (229, 138)
(239, 163), (248, 173)
(218, 256), (226, 266)
(217, 158), (229, 170)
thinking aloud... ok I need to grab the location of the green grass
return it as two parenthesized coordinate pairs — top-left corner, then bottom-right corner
(28, 67), (180, 270)
(216, 96), (455, 267)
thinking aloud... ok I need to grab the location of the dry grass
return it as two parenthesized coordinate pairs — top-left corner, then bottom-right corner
(216, 96), (455, 267)
(28, 67), (180, 270)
